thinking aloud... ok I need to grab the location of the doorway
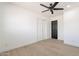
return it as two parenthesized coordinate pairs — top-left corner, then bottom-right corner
(51, 20), (58, 39)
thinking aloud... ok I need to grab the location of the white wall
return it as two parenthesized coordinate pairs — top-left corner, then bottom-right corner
(64, 7), (79, 47)
(0, 3), (7, 53)
(0, 3), (50, 52)
(50, 15), (64, 40)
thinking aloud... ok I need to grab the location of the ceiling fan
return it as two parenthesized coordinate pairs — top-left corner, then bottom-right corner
(40, 2), (64, 14)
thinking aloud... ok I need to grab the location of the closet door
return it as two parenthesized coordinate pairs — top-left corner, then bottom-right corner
(37, 19), (49, 40)
(42, 19), (48, 39)
(37, 19), (43, 41)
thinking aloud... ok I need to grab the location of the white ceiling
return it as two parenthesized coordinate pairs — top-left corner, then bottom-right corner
(11, 2), (79, 18)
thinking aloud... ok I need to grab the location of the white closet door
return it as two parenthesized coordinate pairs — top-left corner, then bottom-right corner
(37, 18), (49, 41)
(42, 19), (48, 39)
(37, 19), (43, 40)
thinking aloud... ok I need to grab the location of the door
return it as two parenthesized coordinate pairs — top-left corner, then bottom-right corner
(51, 20), (58, 39)
(37, 19), (49, 40)
(37, 19), (43, 40)
(42, 19), (48, 39)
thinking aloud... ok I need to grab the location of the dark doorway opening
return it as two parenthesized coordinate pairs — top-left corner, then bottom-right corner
(51, 20), (58, 39)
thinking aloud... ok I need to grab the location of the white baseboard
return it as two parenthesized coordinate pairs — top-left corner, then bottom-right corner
(0, 39), (41, 53)
(64, 40), (79, 47)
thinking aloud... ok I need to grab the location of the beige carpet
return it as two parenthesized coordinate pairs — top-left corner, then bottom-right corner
(0, 39), (79, 56)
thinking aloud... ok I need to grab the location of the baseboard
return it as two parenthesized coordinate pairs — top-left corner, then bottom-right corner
(64, 40), (79, 47)
(0, 39), (41, 53)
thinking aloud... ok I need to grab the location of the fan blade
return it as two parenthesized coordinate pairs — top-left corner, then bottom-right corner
(40, 4), (49, 8)
(52, 2), (59, 8)
(42, 9), (49, 12)
(50, 9), (53, 14)
(54, 8), (64, 10)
